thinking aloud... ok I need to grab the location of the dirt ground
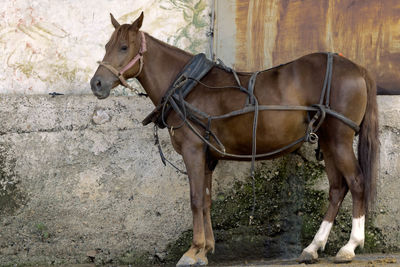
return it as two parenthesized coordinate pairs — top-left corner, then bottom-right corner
(212, 253), (400, 267)
(40, 253), (399, 266)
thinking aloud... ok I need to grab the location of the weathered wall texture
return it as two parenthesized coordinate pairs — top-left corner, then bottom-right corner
(0, 96), (399, 265)
(215, 0), (400, 92)
(375, 97), (400, 247)
(0, 0), (211, 95)
(0, 95), (252, 265)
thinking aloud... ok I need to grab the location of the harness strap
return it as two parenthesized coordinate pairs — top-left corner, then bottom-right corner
(232, 70), (248, 94)
(154, 124), (187, 175)
(203, 118), (212, 152)
(325, 53), (334, 107)
(98, 61), (143, 89)
(246, 71), (261, 106)
(119, 31), (147, 75)
(184, 117), (307, 159)
(184, 102), (360, 134)
(320, 52), (334, 105)
(315, 141), (324, 161)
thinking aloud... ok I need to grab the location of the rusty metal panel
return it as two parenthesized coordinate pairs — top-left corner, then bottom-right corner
(214, 0), (400, 91)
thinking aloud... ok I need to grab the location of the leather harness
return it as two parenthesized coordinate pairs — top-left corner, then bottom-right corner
(143, 53), (359, 162)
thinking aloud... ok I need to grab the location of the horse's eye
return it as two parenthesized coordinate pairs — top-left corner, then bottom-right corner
(120, 45), (128, 52)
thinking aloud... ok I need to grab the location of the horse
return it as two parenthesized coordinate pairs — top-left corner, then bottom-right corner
(90, 12), (379, 266)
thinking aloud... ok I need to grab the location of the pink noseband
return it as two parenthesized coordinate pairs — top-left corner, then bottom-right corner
(119, 31), (147, 76)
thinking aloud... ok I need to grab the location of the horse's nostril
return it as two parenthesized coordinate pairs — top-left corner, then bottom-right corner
(96, 80), (101, 88)
(91, 76), (103, 91)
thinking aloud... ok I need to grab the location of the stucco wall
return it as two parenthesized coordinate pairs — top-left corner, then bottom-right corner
(0, 0), (211, 95)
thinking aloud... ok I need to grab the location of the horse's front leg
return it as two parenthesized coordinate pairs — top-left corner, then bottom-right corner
(195, 162), (217, 265)
(176, 144), (208, 266)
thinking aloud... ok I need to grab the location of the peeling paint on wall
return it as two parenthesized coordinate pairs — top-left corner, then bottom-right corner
(0, 0), (211, 95)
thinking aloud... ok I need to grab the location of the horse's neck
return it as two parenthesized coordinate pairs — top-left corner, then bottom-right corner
(137, 33), (193, 105)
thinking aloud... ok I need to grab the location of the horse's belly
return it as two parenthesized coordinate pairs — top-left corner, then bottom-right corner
(210, 110), (307, 159)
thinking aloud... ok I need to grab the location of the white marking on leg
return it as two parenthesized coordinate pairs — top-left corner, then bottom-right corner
(205, 188), (210, 195)
(304, 220), (333, 254)
(337, 215), (365, 257)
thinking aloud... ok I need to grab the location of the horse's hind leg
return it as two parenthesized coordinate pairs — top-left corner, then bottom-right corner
(333, 143), (366, 263)
(299, 142), (349, 263)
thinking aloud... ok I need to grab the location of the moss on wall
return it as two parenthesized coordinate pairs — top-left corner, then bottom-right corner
(164, 153), (390, 264)
(0, 144), (26, 215)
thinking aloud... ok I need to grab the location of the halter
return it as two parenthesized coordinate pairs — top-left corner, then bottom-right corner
(97, 31), (147, 96)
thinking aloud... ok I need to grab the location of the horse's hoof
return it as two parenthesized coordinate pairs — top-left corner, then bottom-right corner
(334, 247), (355, 263)
(298, 250), (318, 264)
(196, 255), (208, 265)
(176, 255), (197, 267)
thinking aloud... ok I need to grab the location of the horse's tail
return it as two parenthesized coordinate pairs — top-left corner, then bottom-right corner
(358, 68), (380, 213)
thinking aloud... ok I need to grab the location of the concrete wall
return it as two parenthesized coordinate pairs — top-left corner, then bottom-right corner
(0, 95), (252, 265)
(0, 95), (399, 265)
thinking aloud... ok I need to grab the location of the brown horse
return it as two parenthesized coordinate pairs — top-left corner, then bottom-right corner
(90, 13), (379, 266)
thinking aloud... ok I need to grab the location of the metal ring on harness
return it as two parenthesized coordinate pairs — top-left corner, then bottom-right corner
(307, 132), (319, 144)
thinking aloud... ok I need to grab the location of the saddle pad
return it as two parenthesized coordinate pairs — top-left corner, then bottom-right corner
(142, 53), (214, 127)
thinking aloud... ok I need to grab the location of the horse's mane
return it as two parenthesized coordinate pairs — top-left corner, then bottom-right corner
(144, 32), (193, 57)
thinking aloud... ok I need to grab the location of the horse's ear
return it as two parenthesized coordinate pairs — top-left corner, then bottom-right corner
(110, 13), (120, 29)
(130, 12), (144, 31)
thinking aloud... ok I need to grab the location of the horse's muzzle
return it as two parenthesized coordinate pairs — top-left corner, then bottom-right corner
(90, 75), (111, 99)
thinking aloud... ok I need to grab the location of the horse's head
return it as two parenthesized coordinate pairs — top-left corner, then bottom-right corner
(90, 12), (144, 99)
